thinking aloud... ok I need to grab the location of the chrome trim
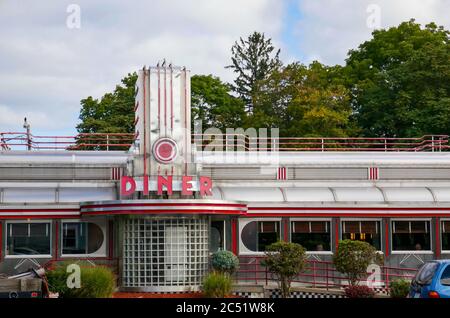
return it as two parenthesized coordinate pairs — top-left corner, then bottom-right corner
(81, 199), (246, 205)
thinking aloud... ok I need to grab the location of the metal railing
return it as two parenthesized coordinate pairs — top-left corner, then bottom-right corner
(235, 256), (417, 290)
(0, 132), (136, 151)
(1, 131), (448, 152)
(194, 134), (449, 152)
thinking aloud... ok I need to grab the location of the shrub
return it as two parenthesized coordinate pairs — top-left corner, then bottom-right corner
(344, 285), (376, 298)
(389, 279), (411, 298)
(333, 240), (383, 286)
(261, 241), (306, 298)
(46, 262), (116, 298)
(211, 250), (239, 275)
(202, 272), (232, 298)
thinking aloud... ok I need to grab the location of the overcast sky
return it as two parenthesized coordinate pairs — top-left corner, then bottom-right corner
(0, 0), (449, 135)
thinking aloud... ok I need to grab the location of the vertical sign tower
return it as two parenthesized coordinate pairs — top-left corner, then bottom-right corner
(133, 63), (195, 183)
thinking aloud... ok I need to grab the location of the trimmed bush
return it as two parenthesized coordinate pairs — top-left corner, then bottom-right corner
(211, 250), (239, 275)
(333, 240), (383, 286)
(344, 285), (376, 298)
(389, 279), (411, 298)
(261, 241), (306, 298)
(202, 272), (232, 298)
(46, 262), (116, 298)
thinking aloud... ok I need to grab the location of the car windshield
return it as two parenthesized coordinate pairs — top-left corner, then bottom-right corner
(414, 262), (439, 285)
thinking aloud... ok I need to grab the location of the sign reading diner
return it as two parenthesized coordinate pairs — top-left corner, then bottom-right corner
(120, 176), (213, 196)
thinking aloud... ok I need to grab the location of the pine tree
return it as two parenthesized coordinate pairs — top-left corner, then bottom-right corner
(226, 32), (281, 113)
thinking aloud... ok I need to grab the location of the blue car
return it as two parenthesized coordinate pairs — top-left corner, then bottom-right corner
(409, 260), (450, 298)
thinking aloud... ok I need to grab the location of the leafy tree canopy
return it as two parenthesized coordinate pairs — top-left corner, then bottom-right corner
(345, 19), (450, 137)
(77, 73), (137, 134)
(191, 75), (245, 132)
(254, 61), (358, 137)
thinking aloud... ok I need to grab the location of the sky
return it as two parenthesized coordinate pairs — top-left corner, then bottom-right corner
(0, 0), (449, 136)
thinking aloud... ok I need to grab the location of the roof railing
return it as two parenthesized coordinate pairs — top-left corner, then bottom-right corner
(0, 132), (448, 152)
(193, 134), (449, 152)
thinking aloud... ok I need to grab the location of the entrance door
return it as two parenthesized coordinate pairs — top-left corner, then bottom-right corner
(164, 226), (188, 283)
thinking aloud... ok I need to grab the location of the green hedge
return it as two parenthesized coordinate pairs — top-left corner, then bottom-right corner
(46, 262), (116, 298)
(389, 279), (411, 298)
(202, 272), (232, 298)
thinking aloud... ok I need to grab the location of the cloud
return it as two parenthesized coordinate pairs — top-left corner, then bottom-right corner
(0, 0), (284, 134)
(0, 0), (448, 135)
(294, 0), (450, 65)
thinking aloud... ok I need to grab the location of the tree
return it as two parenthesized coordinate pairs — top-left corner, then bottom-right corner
(345, 20), (450, 137)
(191, 75), (246, 132)
(333, 240), (383, 287)
(226, 32), (282, 113)
(77, 73), (137, 135)
(261, 241), (306, 298)
(75, 73), (137, 150)
(255, 61), (358, 138)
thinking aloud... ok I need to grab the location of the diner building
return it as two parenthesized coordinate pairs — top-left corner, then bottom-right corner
(1, 64), (450, 291)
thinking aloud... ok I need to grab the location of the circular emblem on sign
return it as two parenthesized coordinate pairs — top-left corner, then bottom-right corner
(153, 138), (178, 164)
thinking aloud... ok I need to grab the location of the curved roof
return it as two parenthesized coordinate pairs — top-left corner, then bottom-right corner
(212, 186), (450, 204)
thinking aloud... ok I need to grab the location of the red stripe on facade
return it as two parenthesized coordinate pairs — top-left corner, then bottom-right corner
(248, 206), (450, 211)
(277, 167), (287, 180)
(0, 215), (77, 219)
(184, 69), (188, 176)
(82, 203), (247, 209)
(82, 209), (247, 216)
(0, 222), (2, 261)
(0, 208), (79, 213)
(164, 66), (167, 135)
(158, 66), (161, 132)
(170, 67), (173, 131)
(231, 219), (237, 255)
(143, 70), (147, 178)
(385, 220), (389, 257)
(242, 213), (450, 217)
(436, 218), (441, 257)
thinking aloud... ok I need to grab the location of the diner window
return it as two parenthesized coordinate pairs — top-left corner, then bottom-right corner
(241, 221), (280, 252)
(6, 222), (51, 256)
(291, 221), (331, 251)
(210, 221), (225, 253)
(392, 221), (431, 251)
(62, 222), (104, 255)
(442, 221), (450, 251)
(342, 220), (381, 250)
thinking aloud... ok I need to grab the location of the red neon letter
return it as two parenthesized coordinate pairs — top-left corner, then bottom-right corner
(121, 176), (136, 196)
(157, 176), (173, 195)
(182, 176), (193, 196)
(199, 176), (212, 196)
